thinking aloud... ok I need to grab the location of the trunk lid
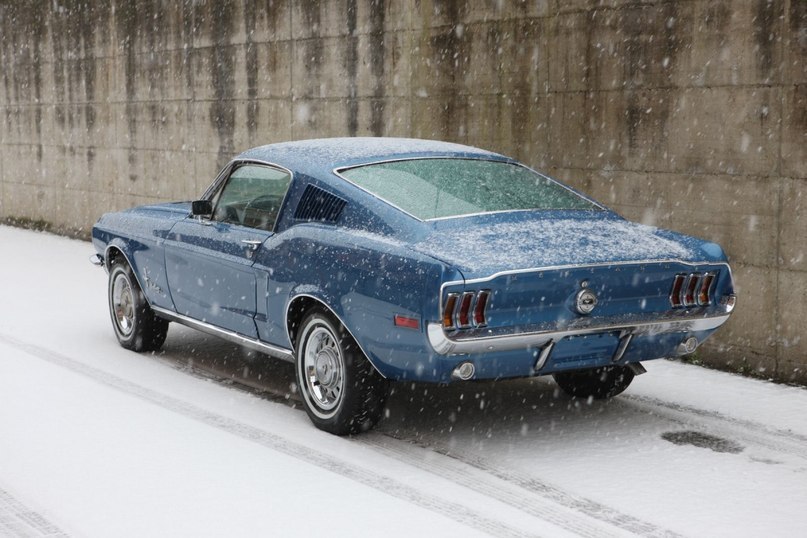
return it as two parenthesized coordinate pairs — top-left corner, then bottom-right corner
(413, 211), (733, 333)
(412, 210), (713, 280)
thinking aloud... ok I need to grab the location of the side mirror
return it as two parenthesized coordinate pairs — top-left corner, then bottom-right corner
(191, 200), (213, 217)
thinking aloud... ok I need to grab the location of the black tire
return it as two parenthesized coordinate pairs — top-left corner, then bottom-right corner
(295, 308), (388, 435)
(108, 259), (168, 352)
(553, 365), (635, 399)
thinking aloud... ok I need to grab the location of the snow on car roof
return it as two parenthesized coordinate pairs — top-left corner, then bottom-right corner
(237, 137), (507, 176)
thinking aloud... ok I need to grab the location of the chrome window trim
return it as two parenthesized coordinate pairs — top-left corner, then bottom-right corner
(332, 156), (606, 223)
(151, 306), (295, 362)
(199, 158), (296, 234)
(424, 207), (605, 222)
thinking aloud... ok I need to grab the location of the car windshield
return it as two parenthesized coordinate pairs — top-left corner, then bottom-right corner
(339, 158), (601, 220)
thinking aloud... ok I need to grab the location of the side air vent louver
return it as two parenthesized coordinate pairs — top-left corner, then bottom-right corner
(294, 184), (347, 223)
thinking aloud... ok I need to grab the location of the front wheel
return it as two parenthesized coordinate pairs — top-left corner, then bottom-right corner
(108, 259), (168, 352)
(295, 308), (388, 435)
(553, 365), (635, 399)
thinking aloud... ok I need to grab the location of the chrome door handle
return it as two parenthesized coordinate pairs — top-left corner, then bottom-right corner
(241, 239), (263, 251)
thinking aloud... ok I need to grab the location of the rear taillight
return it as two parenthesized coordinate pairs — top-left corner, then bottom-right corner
(698, 273), (715, 305)
(474, 290), (490, 326)
(683, 273), (699, 307)
(458, 292), (474, 328)
(443, 293), (459, 328)
(670, 274), (686, 308)
(442, 290), (490, 329)
(670, 272), (717, 309)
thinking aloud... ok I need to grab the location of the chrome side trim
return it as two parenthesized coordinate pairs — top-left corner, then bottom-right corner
(427, 313), (731, 356)
(151, 306), (295, 363)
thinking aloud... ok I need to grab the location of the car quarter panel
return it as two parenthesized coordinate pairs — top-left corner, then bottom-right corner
(250, 223), (458, 380)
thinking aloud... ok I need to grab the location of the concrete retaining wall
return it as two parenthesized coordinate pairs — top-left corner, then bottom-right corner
(1, 0), (804, 382)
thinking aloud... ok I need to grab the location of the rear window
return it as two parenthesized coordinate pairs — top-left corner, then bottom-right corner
(339, 158), (600, 220)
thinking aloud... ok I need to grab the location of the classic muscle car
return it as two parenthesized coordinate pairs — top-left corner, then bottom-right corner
(91, 138), (736, 434)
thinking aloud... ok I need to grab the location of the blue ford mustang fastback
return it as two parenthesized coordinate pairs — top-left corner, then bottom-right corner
(92, 138), (736, 434)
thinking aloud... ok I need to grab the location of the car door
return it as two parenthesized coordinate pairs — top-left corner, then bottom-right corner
(165, 163), (292, 338)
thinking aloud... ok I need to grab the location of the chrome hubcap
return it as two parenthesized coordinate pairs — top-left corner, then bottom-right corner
(303, 326), (343, 411)
(112, 273), (134, 336)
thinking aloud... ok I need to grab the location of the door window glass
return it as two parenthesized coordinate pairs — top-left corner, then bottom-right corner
(213, 164), (291, 231)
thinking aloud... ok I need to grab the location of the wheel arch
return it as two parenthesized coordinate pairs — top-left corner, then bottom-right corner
(285, 292), (387, 379)
(103, 243), (153, 308)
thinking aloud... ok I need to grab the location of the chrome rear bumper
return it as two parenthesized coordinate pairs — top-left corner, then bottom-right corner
(427, 312), (731, 355)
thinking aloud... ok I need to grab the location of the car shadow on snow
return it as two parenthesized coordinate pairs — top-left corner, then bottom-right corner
(153, 326), (742, 456)
(156, 326), (647, 435)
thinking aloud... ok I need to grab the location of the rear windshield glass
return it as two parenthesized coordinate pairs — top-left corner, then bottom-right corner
(339, 159), (600, 220)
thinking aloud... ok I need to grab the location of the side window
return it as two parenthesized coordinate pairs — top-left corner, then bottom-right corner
(212, 164), (291, 231)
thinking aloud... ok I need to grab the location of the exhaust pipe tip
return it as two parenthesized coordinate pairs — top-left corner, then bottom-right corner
(678, 336), (699, 355)
(452, 361), (475, 381)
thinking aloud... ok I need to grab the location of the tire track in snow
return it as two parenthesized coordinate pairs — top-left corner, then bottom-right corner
(163, 347), (681, 537)
(0, 487), (69, 538)
(623, 394), (807, 461)
(0, 333), (536, 538)
(362, 433), (681, 538)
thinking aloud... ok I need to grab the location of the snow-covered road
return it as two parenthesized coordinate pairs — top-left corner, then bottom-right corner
(1, 225), (805, 537)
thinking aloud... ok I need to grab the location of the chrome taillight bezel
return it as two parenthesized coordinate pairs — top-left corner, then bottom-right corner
(442, 289), (491, 329)
(697, 272), (716, 306)
(670, 272), (717, 309)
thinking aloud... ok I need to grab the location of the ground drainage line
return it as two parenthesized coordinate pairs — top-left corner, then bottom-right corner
(0, 333), (537, 538)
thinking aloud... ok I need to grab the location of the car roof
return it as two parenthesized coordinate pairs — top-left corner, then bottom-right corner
(236, 137), (510, 178)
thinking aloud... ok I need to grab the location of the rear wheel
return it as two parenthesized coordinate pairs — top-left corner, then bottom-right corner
(553, 365), (634, 399)
(108, 259), (168, 352)
(295, 308), (388, 435)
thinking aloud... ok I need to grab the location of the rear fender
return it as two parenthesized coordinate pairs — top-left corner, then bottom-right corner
(285, 288), (387, 379)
